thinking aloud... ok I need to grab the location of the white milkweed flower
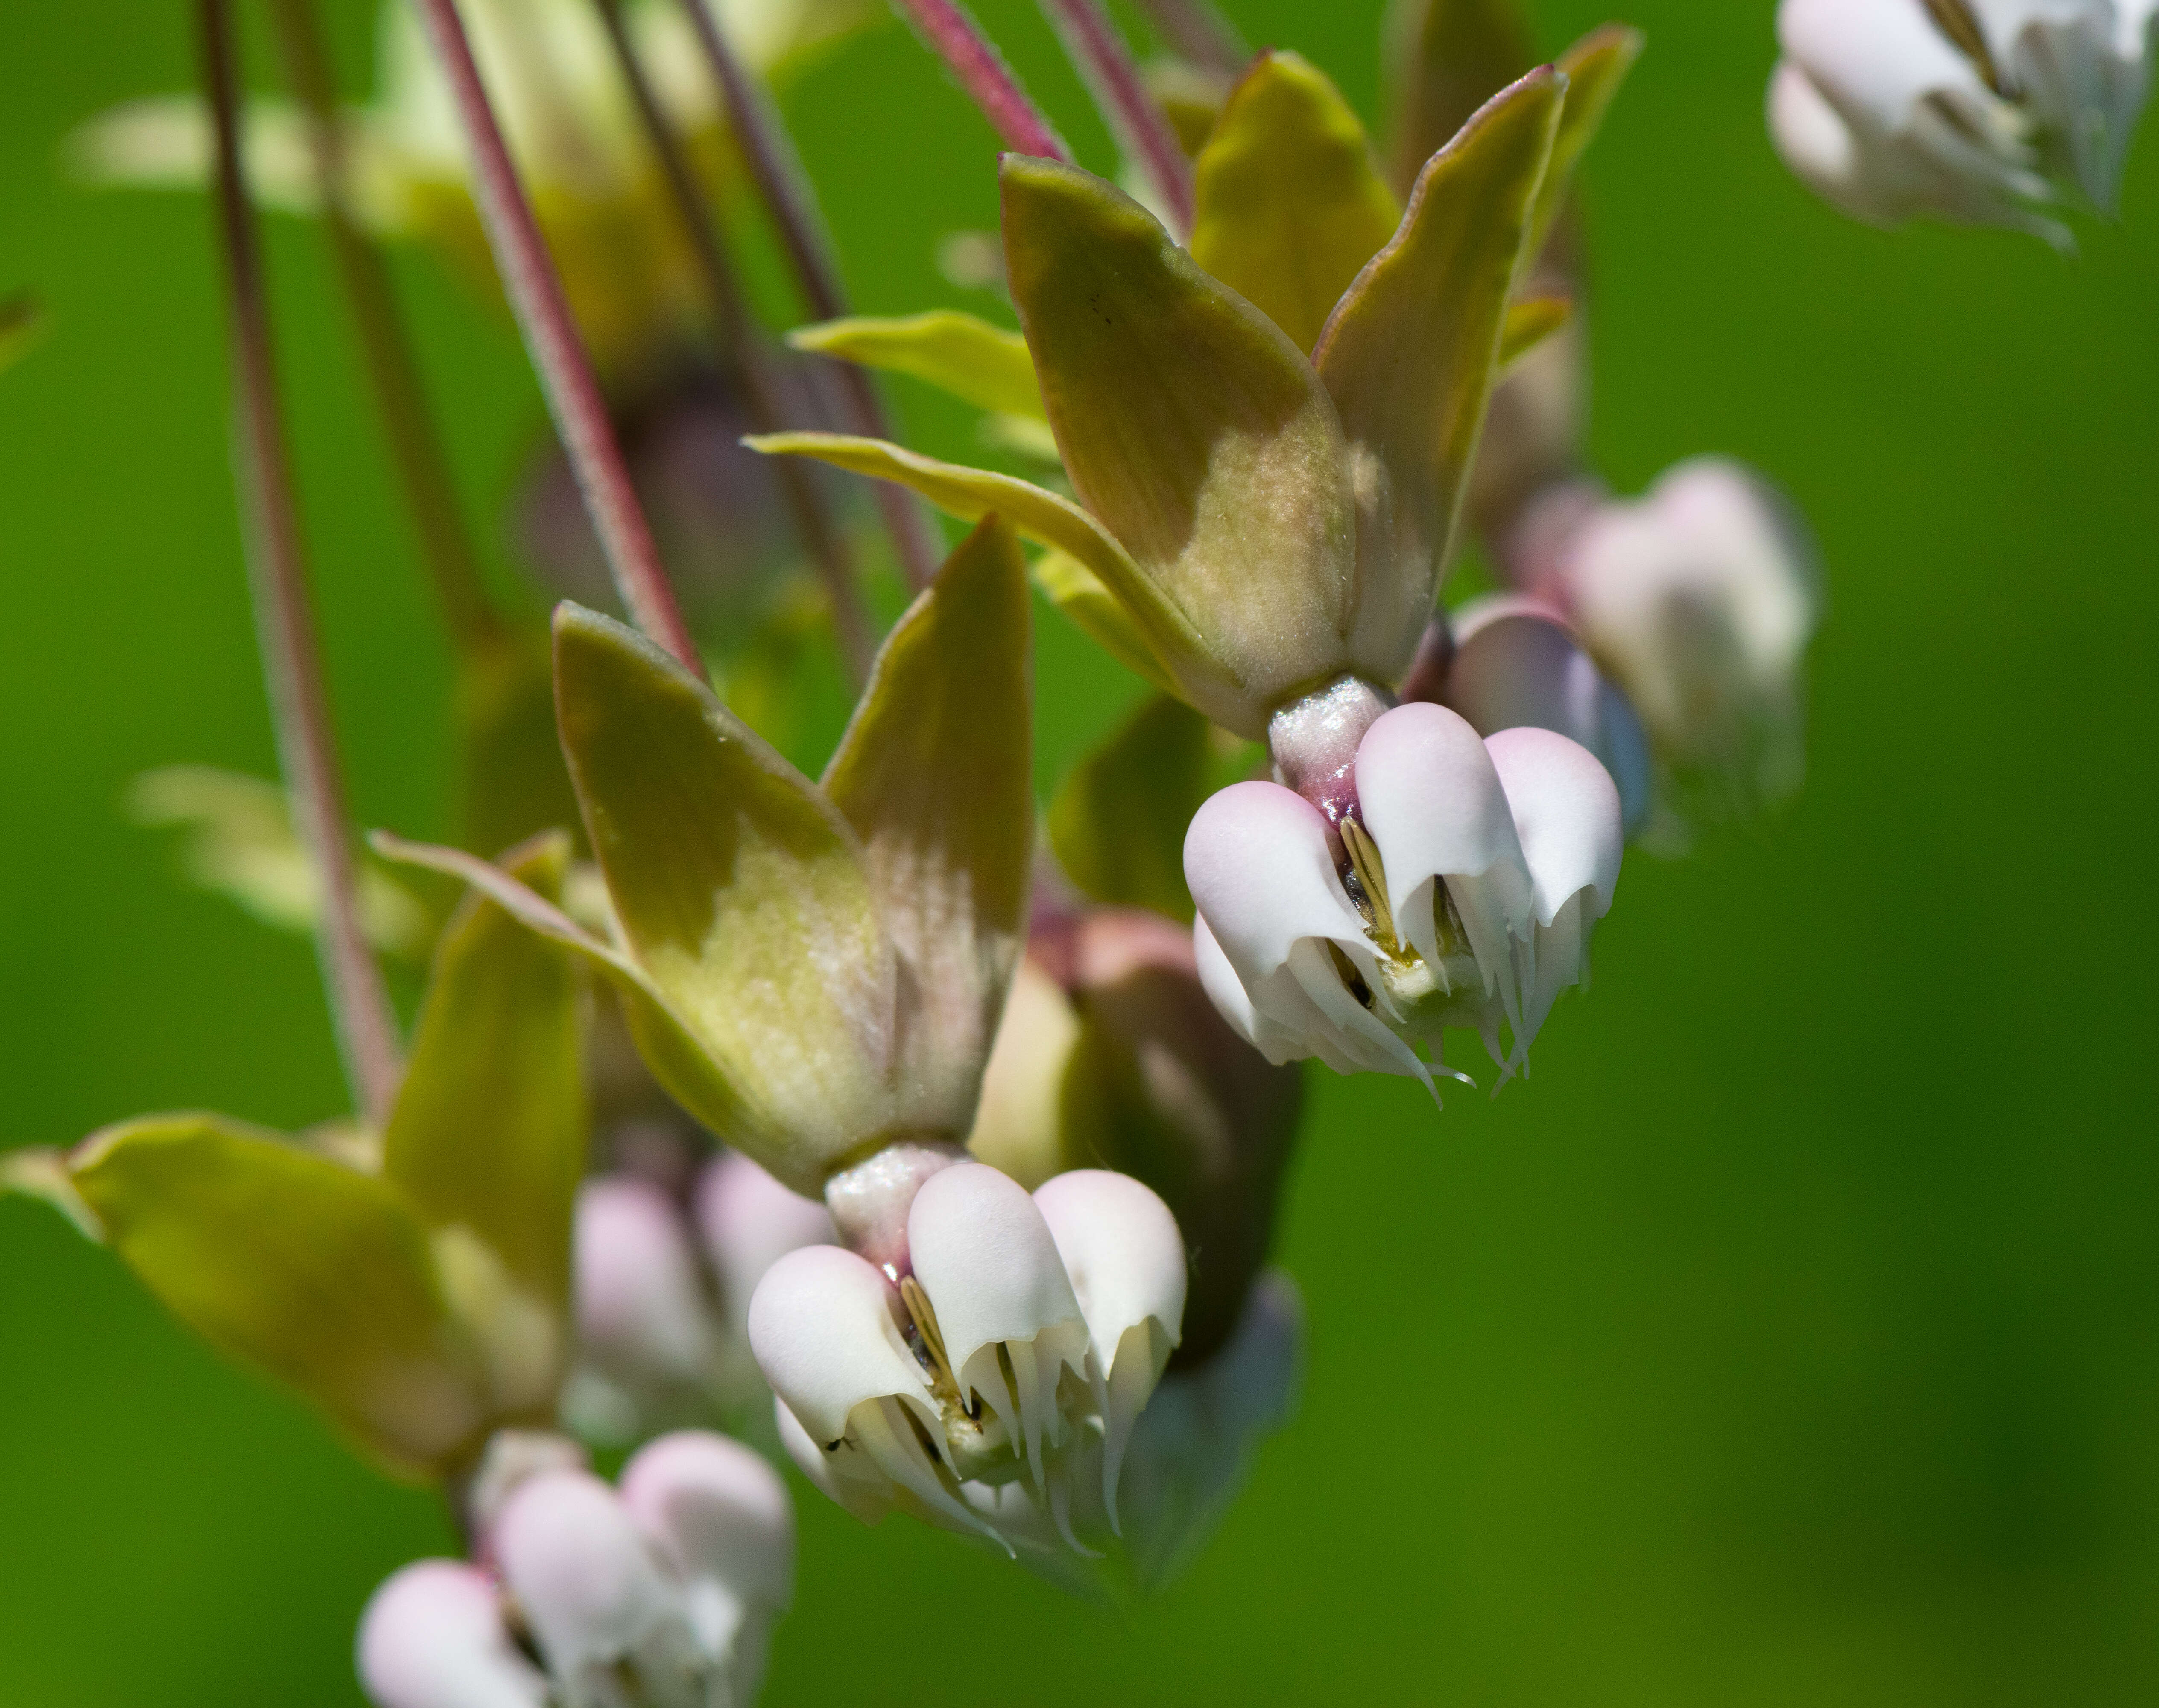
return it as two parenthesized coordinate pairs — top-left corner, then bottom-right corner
(359, 1431), (791, 1708)
(1545, 458), (1819, 842)
(1770, 0), (2158, 243)
(752, 1162), (1186, 1556)
(1440, 595), (1655, 837)
(1185, 703), (1623, 1091)
(564, 1158), (831, 1446)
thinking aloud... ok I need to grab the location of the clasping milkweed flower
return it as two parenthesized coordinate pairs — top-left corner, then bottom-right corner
(759, 50), (1638, 1091)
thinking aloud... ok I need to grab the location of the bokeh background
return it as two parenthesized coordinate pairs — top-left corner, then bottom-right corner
(6, 0), (2158, 1701)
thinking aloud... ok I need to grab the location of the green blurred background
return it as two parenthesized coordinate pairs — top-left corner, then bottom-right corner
(5, 0), (2158, 1701)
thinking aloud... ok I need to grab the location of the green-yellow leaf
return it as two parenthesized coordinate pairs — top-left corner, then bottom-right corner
(1000, 155), (1358, 728)
(1190, 52), (1402, 355)
(1384, 0), (1535, 195)
(67, 1114), (489, 1477)
(382, 834), (585, 1309)
(1530, 26), (1644, 258)
(1315, 68), (1564, 684)
(788, 312), (1046, 421)
(823, 518), (1033, 1133)
(746, 431), (1252, 733)
(1500, 293), (1571, 368)
(553, 604), (896, 1185)
(1049, 693), (1213, 923)
(1030, 549), (1181, 696)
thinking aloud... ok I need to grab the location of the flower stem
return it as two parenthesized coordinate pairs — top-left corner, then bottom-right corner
(1038, 0), (1194, 232)
(201, 0), (402, 1126)
(676, 0), (943, 591)
(262, 0), (504, 655)
(1130, 0), (1248, 77)
(407, 0), (701, 670)
(593, 0), (875, 689)
(889, 0), (1072, 161)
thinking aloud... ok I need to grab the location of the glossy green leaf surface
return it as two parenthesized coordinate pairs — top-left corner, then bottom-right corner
(788, 311), (1046, 420)
(823, 518), (1033, 1133)
(1315, 68), (1564, 682)
(746, 431), (1256, 732)
(1189, 52), (1402, 355)
(380, 835), (584, 1308)
(1384, 0), (1536, 194)
(553, 605), (895, 1185)
(1048, 693), (1213, 923)
(67, 1115), (486, 1477)
(1001, 155), (1358, 726)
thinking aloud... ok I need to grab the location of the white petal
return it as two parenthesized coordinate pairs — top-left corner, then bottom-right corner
(573, 1177), (714, 1387)
(692, 1151), (833, 1341)
(1354, 702), (1533, 1020)
(773, 1395), (898, 1527)
(745, 1245), (930, 1445)
(491, 1471), (704, 1708)
(619, 1429), (794, 1632)
(357, 1561), (546, 1708)
(1446, 598), (1654, 834)
(1969, 0), (2153, 206)
(1183, 781), (1369, 983)
(1031, 1170), (1188, 1521)
(907, 1162), (1090, 1484)
(1779, 0), (1986, 139)
(1485, 728), (1624, 928)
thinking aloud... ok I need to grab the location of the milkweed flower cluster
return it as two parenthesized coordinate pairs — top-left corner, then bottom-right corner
(1770, 0), (2157, 243)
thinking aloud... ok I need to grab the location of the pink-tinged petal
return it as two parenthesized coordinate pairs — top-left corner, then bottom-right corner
(692, 1152), (833, 1340)
(620, 1430), (794, 1622)
(357, 1561), (544, 1708)
(745, 1245), (930, 1445)
(1354, 703), (1531, 1015)
(908, 1161), (1090, 1483)
(491, 1471), (702, 1703)
(1485, 727), (1622, 925)
(573, 1176), (713, 1387)
(1447, 598), (1652, 834)
(1033, 1170), (1188, 1523)
(1183, 781), (1368, 981)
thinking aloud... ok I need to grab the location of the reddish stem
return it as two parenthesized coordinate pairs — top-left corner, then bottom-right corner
(201, 0), (403, 1126)
(676, 0), (943, 591)
(594, 0), (875, 686)
(1040, 0), (1194, 231)
(408, 0), (701, 670)
(890, 0), (1072, 160)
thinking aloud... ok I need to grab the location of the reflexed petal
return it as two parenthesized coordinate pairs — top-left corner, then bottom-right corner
(773, 1395), (899, 1526)
(907, 1162), (1090, 1483)
(745, 1245), (930, 1444)
(1182, 782), (1368, 980)
(1002, 155), (1361, 724)
(1968, 0), (2155, 208)
(357, 1560), (545, 1708)
(692, 1153), (832, 1344)
(1032, 1170), (1188, 1521)
(491, 1471), (705, 1708)
(620, 1430), (793, 1667)
(573, 1177), (713, 1387)
(1484, 728), (1623, 927)
(1446, 598), (1653, 833)
(1354, 704), (1532, 1015)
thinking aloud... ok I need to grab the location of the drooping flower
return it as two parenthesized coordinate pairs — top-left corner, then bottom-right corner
(1531, 459), (1820, 842)
(755, 1161), (1186, 1557)
(358, 1430), (792, 1708)
(1769, 0), (2157, 244)
(1186, 702), (1622, 1088)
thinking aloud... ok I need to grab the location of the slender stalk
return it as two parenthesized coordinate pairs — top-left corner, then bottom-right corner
(263, 0), (503, 653)
(201, 0), (402, 1125)
(593, 0), (874, 686)
(889, 0), (1072, 160)
(676, 0), (942, 590)
(1130, 0), (1248, 77)
(407, 0), (701, 669)
(1039, 0), (1193, 232)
